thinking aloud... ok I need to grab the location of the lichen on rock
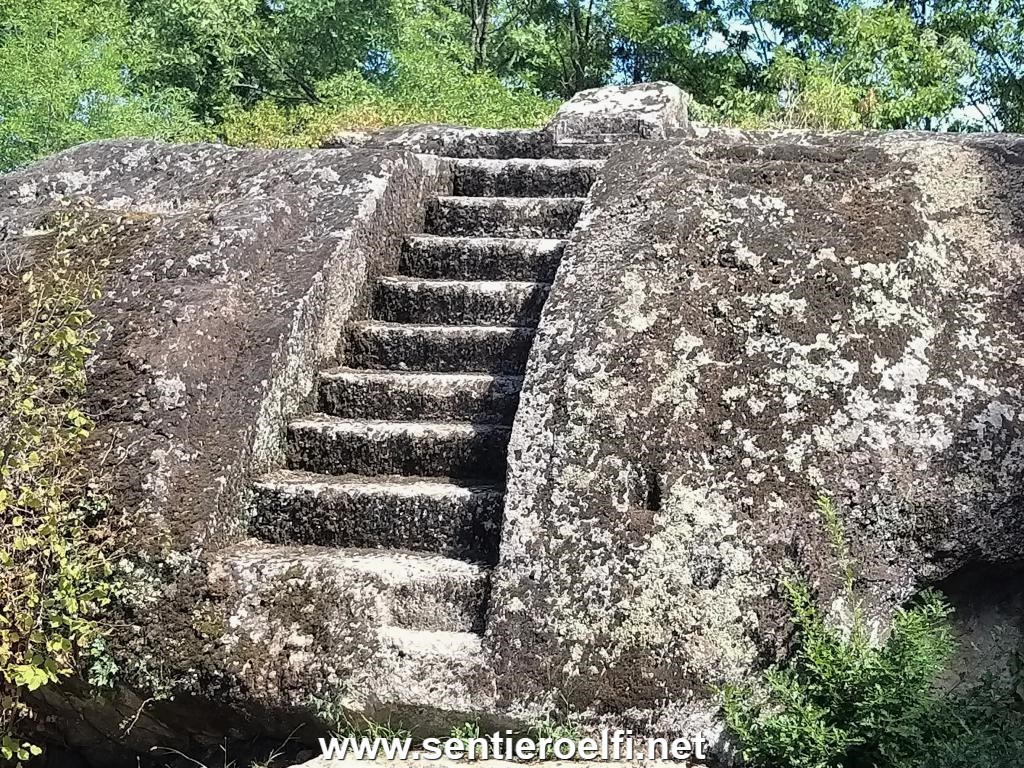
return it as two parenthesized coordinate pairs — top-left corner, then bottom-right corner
(488, 130), (1024, 738)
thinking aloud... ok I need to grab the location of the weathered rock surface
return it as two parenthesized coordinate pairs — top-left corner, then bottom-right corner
(0, 139), (449, 762)
(487, 131), (1024, 738)
(7, 87), (1024, 765)
(548, 81), (692, 144)
(1, 139), (444, 555)
(325, 123), (614, 159)
(326, 82), (691, 157)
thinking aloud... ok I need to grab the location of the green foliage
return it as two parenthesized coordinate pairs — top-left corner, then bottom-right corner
(724, 584), (956, 767)
(723, 496), (1024, 768)
(449, 721), (482, 741)
(307, 691), (413, 740)
(128, 0), (399, 121)
(528, 712), (585, 741)
(338, 713), (413, 741)
(930, 0), (1024, 130)
(211, 1), (556, 147)
(4, 0), (1021, 162)
(0, 210), (116, 759)
(449, 721), (484, 758)
(768, 5), (970, 128)
(503, 1), (615, 97)
(610, 0), (741, 101)
(383, 8), (559, 126)
(218, 61), (556, 148)
(0, 0), (200, 172)
(704, 1), (975, 129)
(86, 636), (120, 689)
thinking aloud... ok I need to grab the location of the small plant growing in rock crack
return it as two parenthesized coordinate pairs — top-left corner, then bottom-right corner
(450, 721), (481, 740)
(0, 209), (115, 762)
(449, 721), (483, 759)
(723, 495), (1024, 768)
(528, 711), (585, 741)
(308, 692), (414, 741)
(337, 712), (413, 741)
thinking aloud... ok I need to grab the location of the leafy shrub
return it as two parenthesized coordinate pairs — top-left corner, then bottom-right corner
(218, 56), (558, 149)
(724, 497), (1024, 768)
(0, 210), (115, 761)
(196, 0), (557, 149)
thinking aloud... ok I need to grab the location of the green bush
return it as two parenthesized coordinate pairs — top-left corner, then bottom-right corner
(218, 56), (558, 149)
(703, 3), (971, 131)
(0, 210), (116, 761)
(724, 497), (1024, 768)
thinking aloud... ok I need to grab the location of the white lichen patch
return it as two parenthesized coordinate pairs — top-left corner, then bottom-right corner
(611, 483), (762, 680)
(649, 331), (713, 418)
(614, 268), (665, 333)
(850, 261), (924, 329)
(728, 193), (794, 223)
(154, 373), (187, 409)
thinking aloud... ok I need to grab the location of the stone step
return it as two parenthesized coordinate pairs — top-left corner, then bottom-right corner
(344, 322), (534, 374)
(367, 627), (496, 724)
(377, 626), (485, 657)
(323, 126), (616, 159)
(287, 416), (510, 480)
(452, 158), (601, 198)
(251, 470), (503, 562)
(211, 542), (490, 633)
(372, 276), (549, 327)
(318, 369), (521, 424)
(426, 197), (585, 239)
(401, 236), (564, 282)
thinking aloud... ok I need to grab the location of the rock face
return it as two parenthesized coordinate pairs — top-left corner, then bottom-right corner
(487, 131), (1024, 737)
(0, 139), (449, 761)
(211, 152), (600, 751)
(1, 140), (443, 556)
(326, 82), (692, 156)
(5, 87), (1024, 765)
(1, 125), (605, 763)
(548, 81), (692, 144)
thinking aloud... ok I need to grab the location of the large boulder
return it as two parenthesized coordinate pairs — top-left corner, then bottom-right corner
(0, 139), (448, 761)
(2, 85), (699, 765)
(7, 99), (1024, 764)
(547, 81), (692, 144)
(487, 130), (1024, 738)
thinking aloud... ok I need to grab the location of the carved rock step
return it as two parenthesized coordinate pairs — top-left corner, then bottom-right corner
(318, 369), (521, 424)
(251, 470), (503, 562)
(401, 236), (564, 282)
(287, 416), (510, 479)
(211, 541), (490, 633)
(373, 276), (549, 327)
(426, 197), (585, 239)
(367, 627), (495, 716)
(352, 628), (497, 729)
(344, 322), (534, 374)
(452, 158), (602, 198)
(334, 127), (617, 159)
(377, 626), (485, 656)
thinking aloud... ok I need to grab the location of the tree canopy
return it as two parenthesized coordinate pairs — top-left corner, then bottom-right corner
(1, 0), (1023, 170)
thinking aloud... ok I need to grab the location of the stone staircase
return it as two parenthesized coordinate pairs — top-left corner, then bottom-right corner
(222, 157), (598, 706)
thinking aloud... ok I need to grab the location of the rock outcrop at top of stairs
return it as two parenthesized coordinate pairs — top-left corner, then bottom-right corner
(4, 84), (1024, 765)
